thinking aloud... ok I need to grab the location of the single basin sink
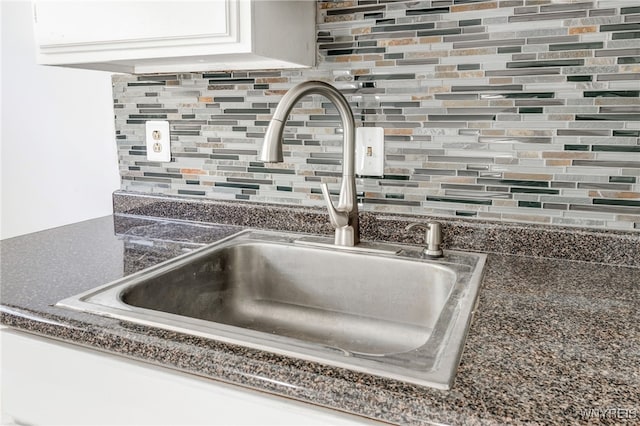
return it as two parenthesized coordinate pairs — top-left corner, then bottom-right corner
(57, 229), (486, 389)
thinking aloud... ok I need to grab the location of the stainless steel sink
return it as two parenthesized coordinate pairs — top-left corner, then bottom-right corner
(57, 229), (486, 389)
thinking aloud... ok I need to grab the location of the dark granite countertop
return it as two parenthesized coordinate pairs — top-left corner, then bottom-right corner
(1, 214), (639, 425)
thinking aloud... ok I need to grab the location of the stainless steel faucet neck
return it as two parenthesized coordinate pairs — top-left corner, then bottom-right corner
(260, 81), (360, 246)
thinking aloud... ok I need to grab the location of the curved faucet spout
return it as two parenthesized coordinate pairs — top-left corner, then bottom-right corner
(260, 81), (360, 246)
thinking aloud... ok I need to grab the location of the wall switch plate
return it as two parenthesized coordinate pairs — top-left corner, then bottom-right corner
(355, 127), (384, 177)
(145, 121), (171, 162)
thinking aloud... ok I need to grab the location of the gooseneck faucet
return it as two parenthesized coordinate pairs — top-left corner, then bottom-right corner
(260, 81), (360, 246)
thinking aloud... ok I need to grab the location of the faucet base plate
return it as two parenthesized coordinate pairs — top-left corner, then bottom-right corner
(294, 236), (400, 255)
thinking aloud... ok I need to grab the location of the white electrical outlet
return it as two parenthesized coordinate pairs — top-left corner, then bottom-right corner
(145, 121), (171, 162)
(355, 127), (384, 177)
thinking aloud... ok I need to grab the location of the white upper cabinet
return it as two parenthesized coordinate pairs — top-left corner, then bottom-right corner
(32, 0), (316, 74)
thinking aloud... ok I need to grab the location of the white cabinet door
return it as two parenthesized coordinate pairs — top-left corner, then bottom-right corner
(0, 328), (372, 425)
(34, 1), (231, 47)
(32, 0), (315, 73)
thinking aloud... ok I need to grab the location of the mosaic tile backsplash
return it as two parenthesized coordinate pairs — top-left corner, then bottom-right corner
(112, 0), (640, 231)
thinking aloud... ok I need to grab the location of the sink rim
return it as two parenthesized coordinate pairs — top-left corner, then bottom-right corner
(56, 229), (487, 390)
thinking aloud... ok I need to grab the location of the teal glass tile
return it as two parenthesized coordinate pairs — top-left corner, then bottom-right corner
(592, 145), (640, 152)
(459, 19), (481, 27)
(573, 160), (640, 168)
(406, 6), (450, 16)
(455, 211), (478, 217)
(311, 188), (340, 196)
(507, 59), (583, 68)
(248, 167), (296, 175)
(518, 201), (542, 208)
(584, 90), (639, 97)
(127, 81), (166, 87)
(452, 85), (523, 92)
(621, 6), (640, 14)
(202, 72), (232, 79)
(215, 182), (260, 190)
(510, 188), (560, 194)
(214, 96), (245, 102)
(207, 78), (255, 85)
(609, 176), (637, 184)
(355, 74), (415, 81)
(549, 42), (603, 51)
(458, 64), (481, 70)
(361, 198), (421, 207)
(552, 182), (577, 189)
(418, 28), (462, 37)
(618, 57), (640, 64)
(307, 158), (341, 165)
(381, 175), (410, 180)
(373, 23), (436, 33)
(178, 189), (206, 196)
(564, 144), (590, 151)
(594, 199), (640, 207)
(519, 107), (543, 114)
(498, 46), (521, 53)
(577, 114), (640, 121)
(427, 196), (492, 205)
(613, 130), (640, 137)
(477, 178), (549, 187)
(567, 75), (593, 82)
(210, 154), (240, 160)
(612, 32), (640, 40)
(144, 172), (182, 179)
(128, 114), (168, 119)
(600, 23), (640, 31)
(483, 92), (555, 99)
(356, 174), (384, 179)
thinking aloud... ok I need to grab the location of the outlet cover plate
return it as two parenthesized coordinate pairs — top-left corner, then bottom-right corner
(145, 120), (171, 162)
(355, 127), (384, 177)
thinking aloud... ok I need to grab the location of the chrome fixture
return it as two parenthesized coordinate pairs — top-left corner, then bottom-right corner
(260, 81), (359, 246)
(406, 222), (444, 258)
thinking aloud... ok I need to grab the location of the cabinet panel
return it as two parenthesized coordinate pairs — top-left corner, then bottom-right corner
(32, 0), (315, 73)
(0, 329), (369, 425)
(35, 1), (230, 47)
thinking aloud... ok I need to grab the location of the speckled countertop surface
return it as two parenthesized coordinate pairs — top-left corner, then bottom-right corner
(1, 214), (639, 425)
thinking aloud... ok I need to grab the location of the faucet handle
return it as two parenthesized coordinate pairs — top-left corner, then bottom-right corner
(405, 221), (444, 258)
(320, 183), (349, 228)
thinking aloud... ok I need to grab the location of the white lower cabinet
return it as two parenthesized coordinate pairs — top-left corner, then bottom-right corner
(0, 329), (371, 425)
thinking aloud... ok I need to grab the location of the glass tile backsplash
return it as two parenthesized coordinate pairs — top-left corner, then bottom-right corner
(112, 0), (640, 231)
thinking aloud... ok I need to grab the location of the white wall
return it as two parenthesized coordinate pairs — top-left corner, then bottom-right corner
(0, 1), (120, 240)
